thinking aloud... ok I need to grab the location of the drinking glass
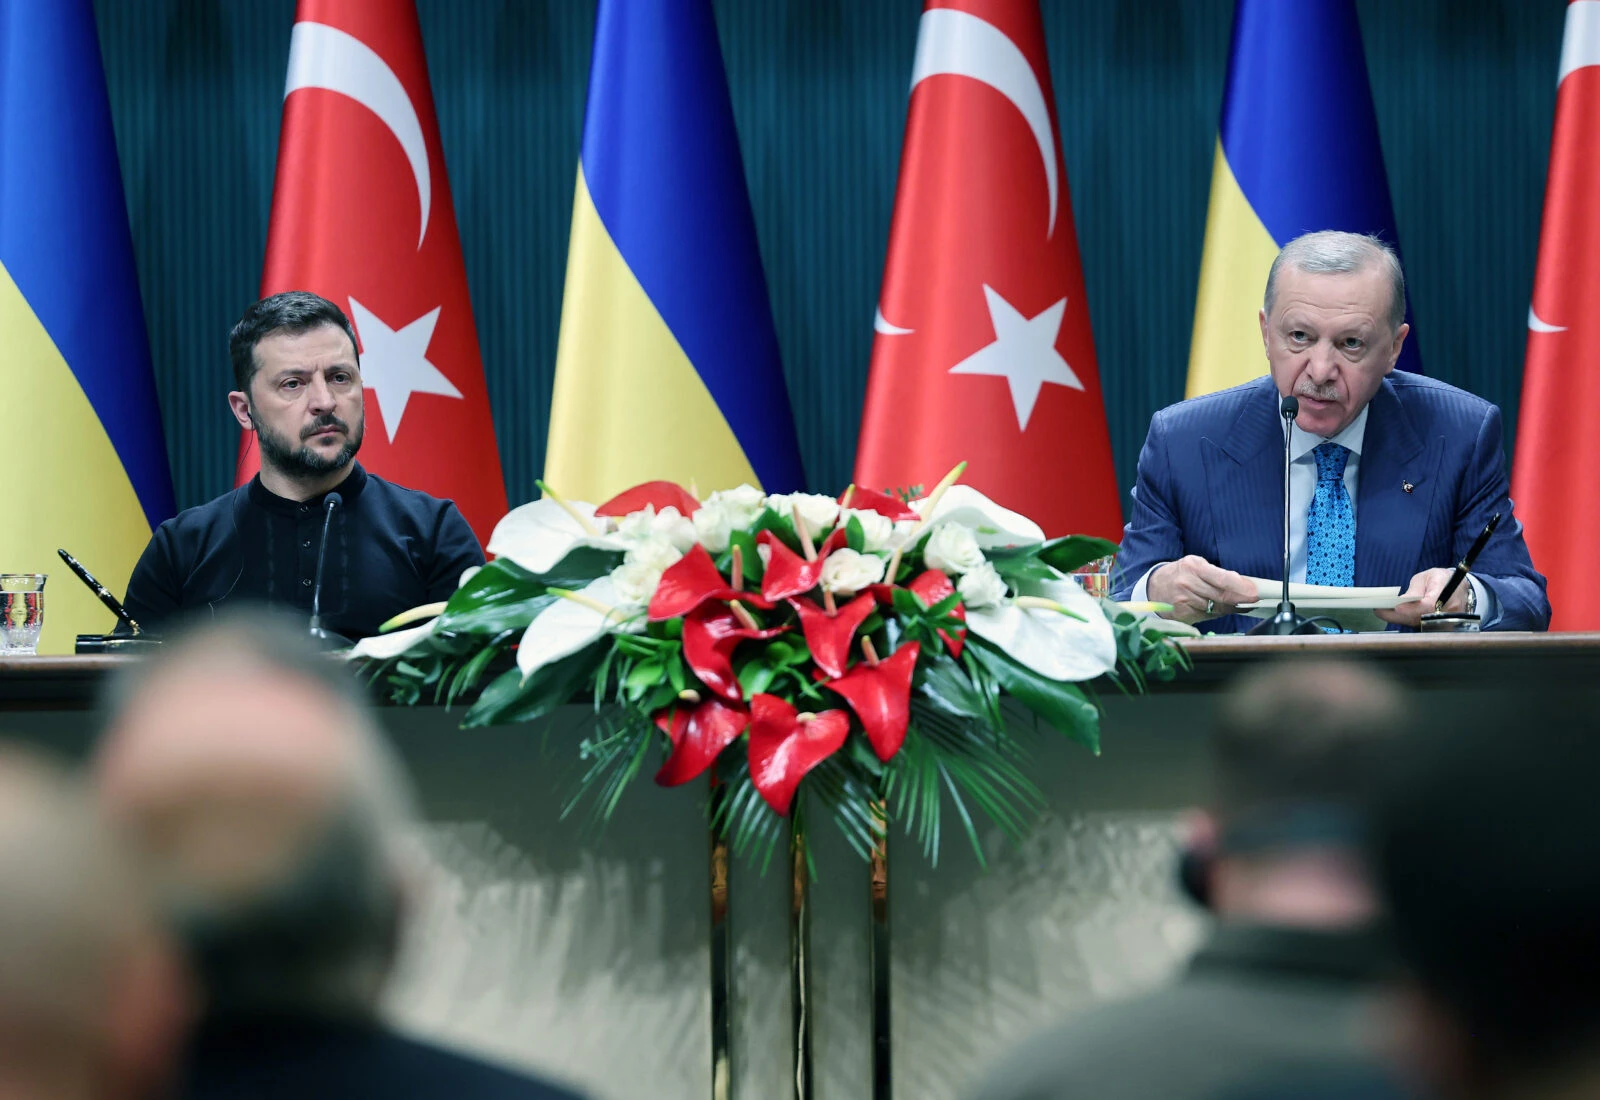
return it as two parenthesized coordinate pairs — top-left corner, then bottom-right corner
(0, 574), (46, 655)
(1071, 555), (1113, 600)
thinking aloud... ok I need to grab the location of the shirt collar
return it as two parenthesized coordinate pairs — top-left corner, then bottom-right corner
(1287, 400), (1370, 464)
(247, 462), (367, 515)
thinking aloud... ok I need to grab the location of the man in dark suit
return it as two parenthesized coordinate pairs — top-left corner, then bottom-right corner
(1112, 231), (1548, 632)
(92, 612), (586, 1100)
(969, 659), (1410, 1100)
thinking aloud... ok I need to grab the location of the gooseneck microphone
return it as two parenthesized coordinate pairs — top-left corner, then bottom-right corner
(307, 492), (352, 648)
(1248, 395), (1324, 636)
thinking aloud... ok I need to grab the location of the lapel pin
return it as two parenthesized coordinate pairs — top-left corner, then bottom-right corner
(1403, 480), (1414, 494)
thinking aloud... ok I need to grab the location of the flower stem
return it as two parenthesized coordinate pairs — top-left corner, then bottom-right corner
(1014, 595), (1088, 622)
(792, 503), (817, 561)
(860, 636), (881, 667)
(822, 588), (837, 615)
(730, 545), (745, 592)
(547, 586), (622, 622)
(537, 479), (600, 536)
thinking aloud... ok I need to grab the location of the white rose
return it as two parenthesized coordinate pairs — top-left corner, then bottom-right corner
(886, 520), (921, 552)
(692, 500), (734, 553)
(922, 522), (986, 575)
(625, 536), (683, 575)
(707, 484), (767, 529)
(842, 508), (895, 552)
(617, 505), (697, 553)
(957, 561), (1008, 609)
(609, 560), (664, 607)
(820, 548), (887, 595)
(766, 492), (840, 534)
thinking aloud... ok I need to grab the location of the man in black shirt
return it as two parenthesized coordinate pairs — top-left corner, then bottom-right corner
(123, 293), (484, 640)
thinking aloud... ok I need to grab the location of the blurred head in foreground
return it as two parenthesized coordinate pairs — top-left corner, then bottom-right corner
(0, 748), (190, 1100)
(93, 611), (415, 1025)
(1193, 657), (1409, 927)
(1371, 707), (1600, 1099)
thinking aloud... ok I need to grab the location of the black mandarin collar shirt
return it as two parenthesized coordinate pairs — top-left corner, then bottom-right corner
(122, 463), (484, 640)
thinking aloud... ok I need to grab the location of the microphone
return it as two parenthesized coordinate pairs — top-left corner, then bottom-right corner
(307, 492), (352, 649)
(1248, 395), (1324, 636)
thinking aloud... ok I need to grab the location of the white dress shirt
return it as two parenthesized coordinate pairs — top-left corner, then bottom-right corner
(1132, 395), (1495, 623)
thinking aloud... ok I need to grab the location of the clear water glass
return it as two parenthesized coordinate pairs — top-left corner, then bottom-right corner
(0, 574), (46, 655)
(1071, 555), (1113, 600)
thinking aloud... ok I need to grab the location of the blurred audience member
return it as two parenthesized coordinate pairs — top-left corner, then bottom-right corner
(1372, 709), (1600, 1100)
(93, 612), (586, 1100)
(970, 659), (1409, 1100)
(0, 747), (190, 1100)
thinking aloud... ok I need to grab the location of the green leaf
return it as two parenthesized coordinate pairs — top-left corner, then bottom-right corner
(966, 640), (1102, 754)
(527, 545), (628, 587)
(914, 652), (990, 722)
(726, 529), (763, 585)
(625, 659), (664, 701)
(1035, 535), (1120, 575)
(984, 547), (1060, 587)
(891, 586), (926, 620)
(462, 643), (604, 728)
(763, 636), (810, 667)
(844, 513), (866, 552)
(736, 657), (778, 698)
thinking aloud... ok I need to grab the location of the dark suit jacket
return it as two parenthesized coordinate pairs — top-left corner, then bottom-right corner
(1111, 373), (1550, 632)
(181, 1015), (587, 1100)
(969, 924), (1409, 1100)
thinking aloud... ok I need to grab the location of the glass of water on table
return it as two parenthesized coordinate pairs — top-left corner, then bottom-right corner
(0, 574), (46, 655)
(1071, 555), (1113, 600)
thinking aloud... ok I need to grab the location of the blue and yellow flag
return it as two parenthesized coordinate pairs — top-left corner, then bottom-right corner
(0, 0), (174, 651)
(544, 0), (805, 501)
(1187, 0), (1421, 397)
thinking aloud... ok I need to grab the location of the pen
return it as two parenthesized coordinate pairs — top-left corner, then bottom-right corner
(1435, 512), (1501, 612)
(56, 548), (144, 635)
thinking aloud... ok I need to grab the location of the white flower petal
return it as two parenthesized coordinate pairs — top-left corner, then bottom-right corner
(486, 498), (626, 574)
(516, 576), (640, 680)
(966, 575), (1116, 682)
(346, 621), (435, 661)
(911, 485), (1044, 548)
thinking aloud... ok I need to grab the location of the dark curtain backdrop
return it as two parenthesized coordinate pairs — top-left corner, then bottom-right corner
(92, 0), (1564, 517)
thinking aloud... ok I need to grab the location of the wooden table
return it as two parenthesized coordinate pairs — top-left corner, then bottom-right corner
(1, 632), (1590, 1100)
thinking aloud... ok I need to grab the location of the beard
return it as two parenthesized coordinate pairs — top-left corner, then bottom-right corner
(254, 408), (364, 479)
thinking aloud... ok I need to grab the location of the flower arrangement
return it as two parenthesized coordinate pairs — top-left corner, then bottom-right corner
(354, 465), (1191, 870)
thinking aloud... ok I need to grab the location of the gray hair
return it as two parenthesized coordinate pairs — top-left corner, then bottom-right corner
(1263, 230), (1407, 332)
(100, 609), (415, 1022)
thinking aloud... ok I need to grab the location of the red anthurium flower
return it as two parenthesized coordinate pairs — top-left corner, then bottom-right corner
(823, 641), (920, 762)
(756, 528), (849, 601)
(840, 486), (918, 522)
(654, 698), (750, 786)
(649, 544), (773, 620)
(907, 569), (967, 658)
(683, 606), (789, 701)
(791, 593), (876, 679)
(596, 480), (702, 518)
(748, 694), (851, 816)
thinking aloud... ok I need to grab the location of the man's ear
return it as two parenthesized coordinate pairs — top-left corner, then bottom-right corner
(1387, 323), (1411, 373)
(1259, 308), (1270, 358)
(227, 391), (253, 429)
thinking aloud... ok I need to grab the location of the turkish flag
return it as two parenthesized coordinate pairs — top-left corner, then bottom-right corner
(238, 0), (507, 544)
(1513, 0), (1600, 631)
(854, 0), (1120, 539)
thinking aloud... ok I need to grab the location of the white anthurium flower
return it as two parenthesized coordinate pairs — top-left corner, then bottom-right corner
(885, 519), (921, 552)
(911, 484), (1045, 548)
(842, 508), (895, 552)
(923, 522), (986, 575)
(486, 498), (627, 574)
(692, 499), (734, 553)
(820, 548), (886, 595)
(707, 484), (767, 529)
(517, 575), (643, 681)
(766, 492), (840, 534)
(956, 561), (1008, 608)
(346, 621), (436, 662)
(617, 505), (697, 553)
(965, 574), (1116, 682)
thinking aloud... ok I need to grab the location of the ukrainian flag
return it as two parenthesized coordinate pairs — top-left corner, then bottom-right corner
(0, 0), (174, 652)
(1187, 0), (1421, 397)
(544, 0), (805, 501)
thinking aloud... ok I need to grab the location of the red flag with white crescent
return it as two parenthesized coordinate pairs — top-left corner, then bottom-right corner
(237, 0), (507, 544)
(1513, 0), (1600, 630)
(854, 0), (1121, 539)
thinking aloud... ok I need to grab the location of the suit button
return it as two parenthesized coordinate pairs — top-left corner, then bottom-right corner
(302, 578), (312, 587)
(302, 540), (312, 548)
(299, 504), (309, 513)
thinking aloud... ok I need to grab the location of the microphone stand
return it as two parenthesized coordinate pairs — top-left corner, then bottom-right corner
(1249, 395), (1324, 636)
(307, 492), (354, 649)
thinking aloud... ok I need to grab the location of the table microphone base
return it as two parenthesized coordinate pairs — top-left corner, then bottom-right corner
(1246, 603), (1326, 636)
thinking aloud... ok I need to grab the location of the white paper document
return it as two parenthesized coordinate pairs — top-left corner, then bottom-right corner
(1237, 577), (1408, 633)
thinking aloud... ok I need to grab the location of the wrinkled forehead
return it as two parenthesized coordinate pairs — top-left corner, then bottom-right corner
(254, 323), (360, 374)
(1270, 267), (1393, 329)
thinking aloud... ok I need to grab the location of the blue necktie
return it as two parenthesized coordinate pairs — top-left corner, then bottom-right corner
(1306, 442), (1355, 587)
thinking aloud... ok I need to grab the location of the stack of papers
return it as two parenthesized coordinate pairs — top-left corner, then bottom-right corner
(1237, 578), (1408, 633)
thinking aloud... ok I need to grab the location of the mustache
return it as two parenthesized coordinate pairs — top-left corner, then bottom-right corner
(302, 414), (350, 439)
(1294, 380), (1340, 402)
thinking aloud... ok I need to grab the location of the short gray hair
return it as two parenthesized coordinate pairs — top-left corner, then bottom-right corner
(1263, 230), (1407, 332)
